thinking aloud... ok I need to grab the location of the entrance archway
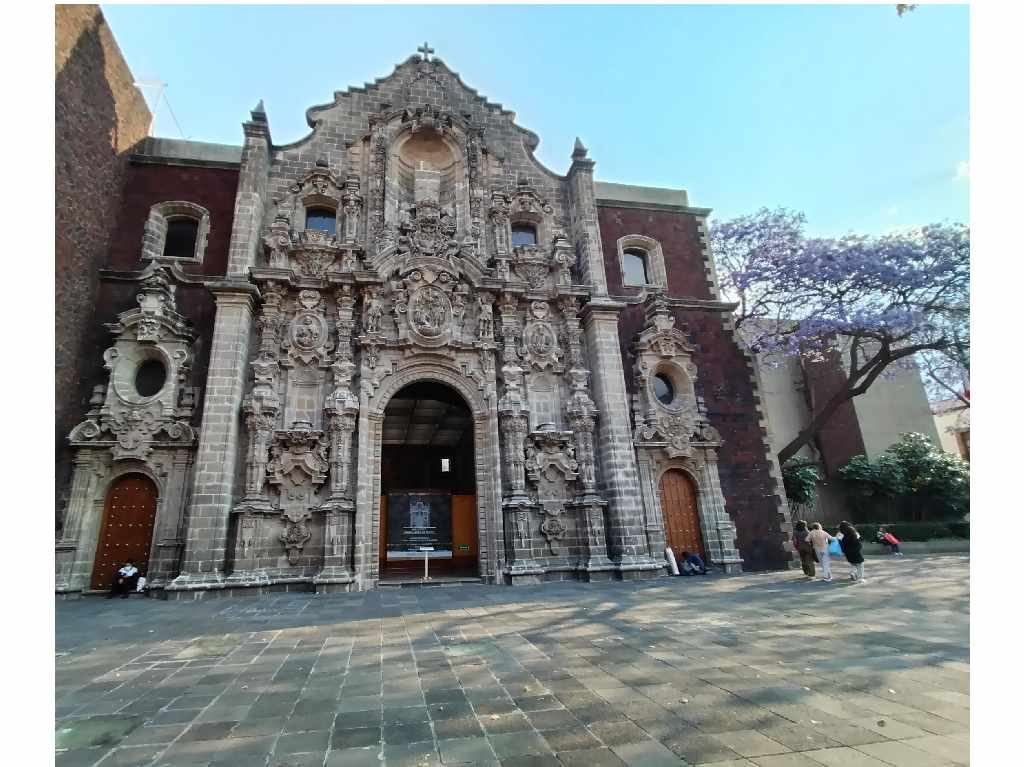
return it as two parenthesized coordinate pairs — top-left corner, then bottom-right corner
(379, 381), (478, 578)
(90, 474), (158, 590)
(659, 469), (705, 558)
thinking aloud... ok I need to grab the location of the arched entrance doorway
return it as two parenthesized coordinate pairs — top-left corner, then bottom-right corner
(379, 381), (478, 578)
(659, 469), (705, 559)
(90, 474), (158, 590)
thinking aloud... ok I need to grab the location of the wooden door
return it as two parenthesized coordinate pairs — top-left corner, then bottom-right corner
(90, 475), (158, 591)
(658, 469), (704, 558)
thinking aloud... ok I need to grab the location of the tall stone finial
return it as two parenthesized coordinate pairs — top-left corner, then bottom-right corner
(572, 137), (588, 160)
(251, 99), (267, 122)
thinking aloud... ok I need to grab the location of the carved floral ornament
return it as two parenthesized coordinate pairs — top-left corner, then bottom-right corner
(521, 301), (562, 371)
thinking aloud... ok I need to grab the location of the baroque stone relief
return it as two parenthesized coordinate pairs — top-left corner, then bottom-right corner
(69, 267), (198, 464)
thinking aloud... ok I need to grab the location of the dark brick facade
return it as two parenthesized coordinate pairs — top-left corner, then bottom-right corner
(803, 353), (867, 477)
(600, 204), (789, 571)
(55, 5), (151, 528)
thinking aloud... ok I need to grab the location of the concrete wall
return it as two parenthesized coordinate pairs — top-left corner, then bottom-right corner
(852, 364), (940, 458)
(55, 4), (151, 529)
(934, 404), (970, 459)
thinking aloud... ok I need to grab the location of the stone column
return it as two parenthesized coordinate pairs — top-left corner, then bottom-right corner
(565, 138), (608, 296)
(55, 452), (103, 592)
(167, 286), (257, 592)
(697, 452), (744, 573)
(582, 302), (661, 578)
(227, 102), (272, 277)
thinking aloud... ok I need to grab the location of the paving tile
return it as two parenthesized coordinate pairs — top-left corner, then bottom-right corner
(437, 735), (496, 764)
(801, 747), (893, 766)
(383, 741), (441, 766)
(751, 754), (825, 767)
(433, 715), (484, 739)
(713, 730), (791, 757)
(898, 734), (970, 765)
(488, 731), (552, 759)
(273, 730), (330, 754)
(611, 739), (686, 766)
(588, 721), (654, 747)
(554, 747), (627, 766)
(324, 746), (381, 767)
(661, 732), (741, 763)
(383, 722), (434, 745)
(330, 726), (381, 749)
(480, 712), (533, 734)
(854, 740), (959, 767)
(539, 727), (603, 752)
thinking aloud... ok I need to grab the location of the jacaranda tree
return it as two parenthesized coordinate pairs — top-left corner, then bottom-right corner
(710, 209), (969, 466)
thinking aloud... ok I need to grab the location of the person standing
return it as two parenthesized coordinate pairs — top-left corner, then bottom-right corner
(808, 522), (835, 581)
(792, 520), (816, 578)
(838, 521), (865, 582)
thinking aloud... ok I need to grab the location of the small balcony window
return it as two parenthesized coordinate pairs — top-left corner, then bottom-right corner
(306, 207), (337, 235)
(163, 218), (199, 260)
(511, 224), (538, 247)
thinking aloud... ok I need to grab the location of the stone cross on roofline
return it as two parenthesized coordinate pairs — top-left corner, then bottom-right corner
(417, 42), (435, 61)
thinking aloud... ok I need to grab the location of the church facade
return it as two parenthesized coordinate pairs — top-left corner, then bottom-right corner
(56, 49), (791, 597)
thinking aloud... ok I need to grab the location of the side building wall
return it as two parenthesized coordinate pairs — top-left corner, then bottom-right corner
(597, 201), (791, 571)
(56, 4), (151, 529)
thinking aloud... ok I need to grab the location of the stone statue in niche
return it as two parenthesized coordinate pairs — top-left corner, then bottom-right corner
(364, 289), (385, 336)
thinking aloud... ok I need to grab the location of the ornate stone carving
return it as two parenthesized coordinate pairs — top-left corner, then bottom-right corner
(525, 427), (578, 554)
(398, 199), (460, 262)
(282, 290), (333, 365)
(266, 421), (329, 564)
(341, 174), (363, 244)
(69, 265), (198, 465)
(521, 301), (562, 371)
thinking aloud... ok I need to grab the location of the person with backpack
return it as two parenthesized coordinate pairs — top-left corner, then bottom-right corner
(838, 521), (866, 582)
(792, 520), (816, 578)
(877, 526), (904, 557)
(808, 522), (835, 582)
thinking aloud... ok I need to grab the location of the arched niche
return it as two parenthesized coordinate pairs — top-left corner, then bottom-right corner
(385, 127), (469, 233)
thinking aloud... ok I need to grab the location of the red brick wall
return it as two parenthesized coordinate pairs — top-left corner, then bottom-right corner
(599, 206), (715, 299)
(600, 204), (789, 570)
(109, 162), (240, 276)
(56, 5), (151, 527)
(803, 353), (866, 476)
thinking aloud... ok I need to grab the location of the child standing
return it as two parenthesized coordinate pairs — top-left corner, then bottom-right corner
(808, 523), (835, 582)
(838, 521), (866, 582)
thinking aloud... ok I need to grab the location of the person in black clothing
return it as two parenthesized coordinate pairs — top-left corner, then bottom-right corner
(837, 521), (865, 583)
(108, 560), (140, 598)
(680, 551), (708, 575)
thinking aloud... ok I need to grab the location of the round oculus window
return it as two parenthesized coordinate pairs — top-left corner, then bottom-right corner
(653, 373), (675, 405)
(135, 359), (167, 398)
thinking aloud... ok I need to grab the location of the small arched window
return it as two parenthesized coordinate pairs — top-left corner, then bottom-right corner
(163, 218), (199, 260)
(305, 207), (337, 235)
(511, 224), (538, 247)
(653, 373), (675, 406)
(623, 247), (650, 285)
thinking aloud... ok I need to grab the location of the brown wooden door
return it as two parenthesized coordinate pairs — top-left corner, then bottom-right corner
(90, 475), (158, 590)
(659, 469), (704, 558)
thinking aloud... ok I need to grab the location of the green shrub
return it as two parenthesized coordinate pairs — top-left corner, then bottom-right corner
(782, 461), (822, 507)
(837, 433), (969, 522)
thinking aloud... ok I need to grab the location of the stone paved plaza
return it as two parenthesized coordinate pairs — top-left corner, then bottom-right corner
(55, 555), (970, 767)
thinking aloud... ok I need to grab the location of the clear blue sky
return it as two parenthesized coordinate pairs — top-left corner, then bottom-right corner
(102, 3), (968, 237)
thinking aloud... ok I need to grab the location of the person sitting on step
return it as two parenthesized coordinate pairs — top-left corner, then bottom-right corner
(680, 551), (708, 575)
(108, 560), (139, 598)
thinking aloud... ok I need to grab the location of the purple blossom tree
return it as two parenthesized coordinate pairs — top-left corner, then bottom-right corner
(710, 208), (969, 466)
